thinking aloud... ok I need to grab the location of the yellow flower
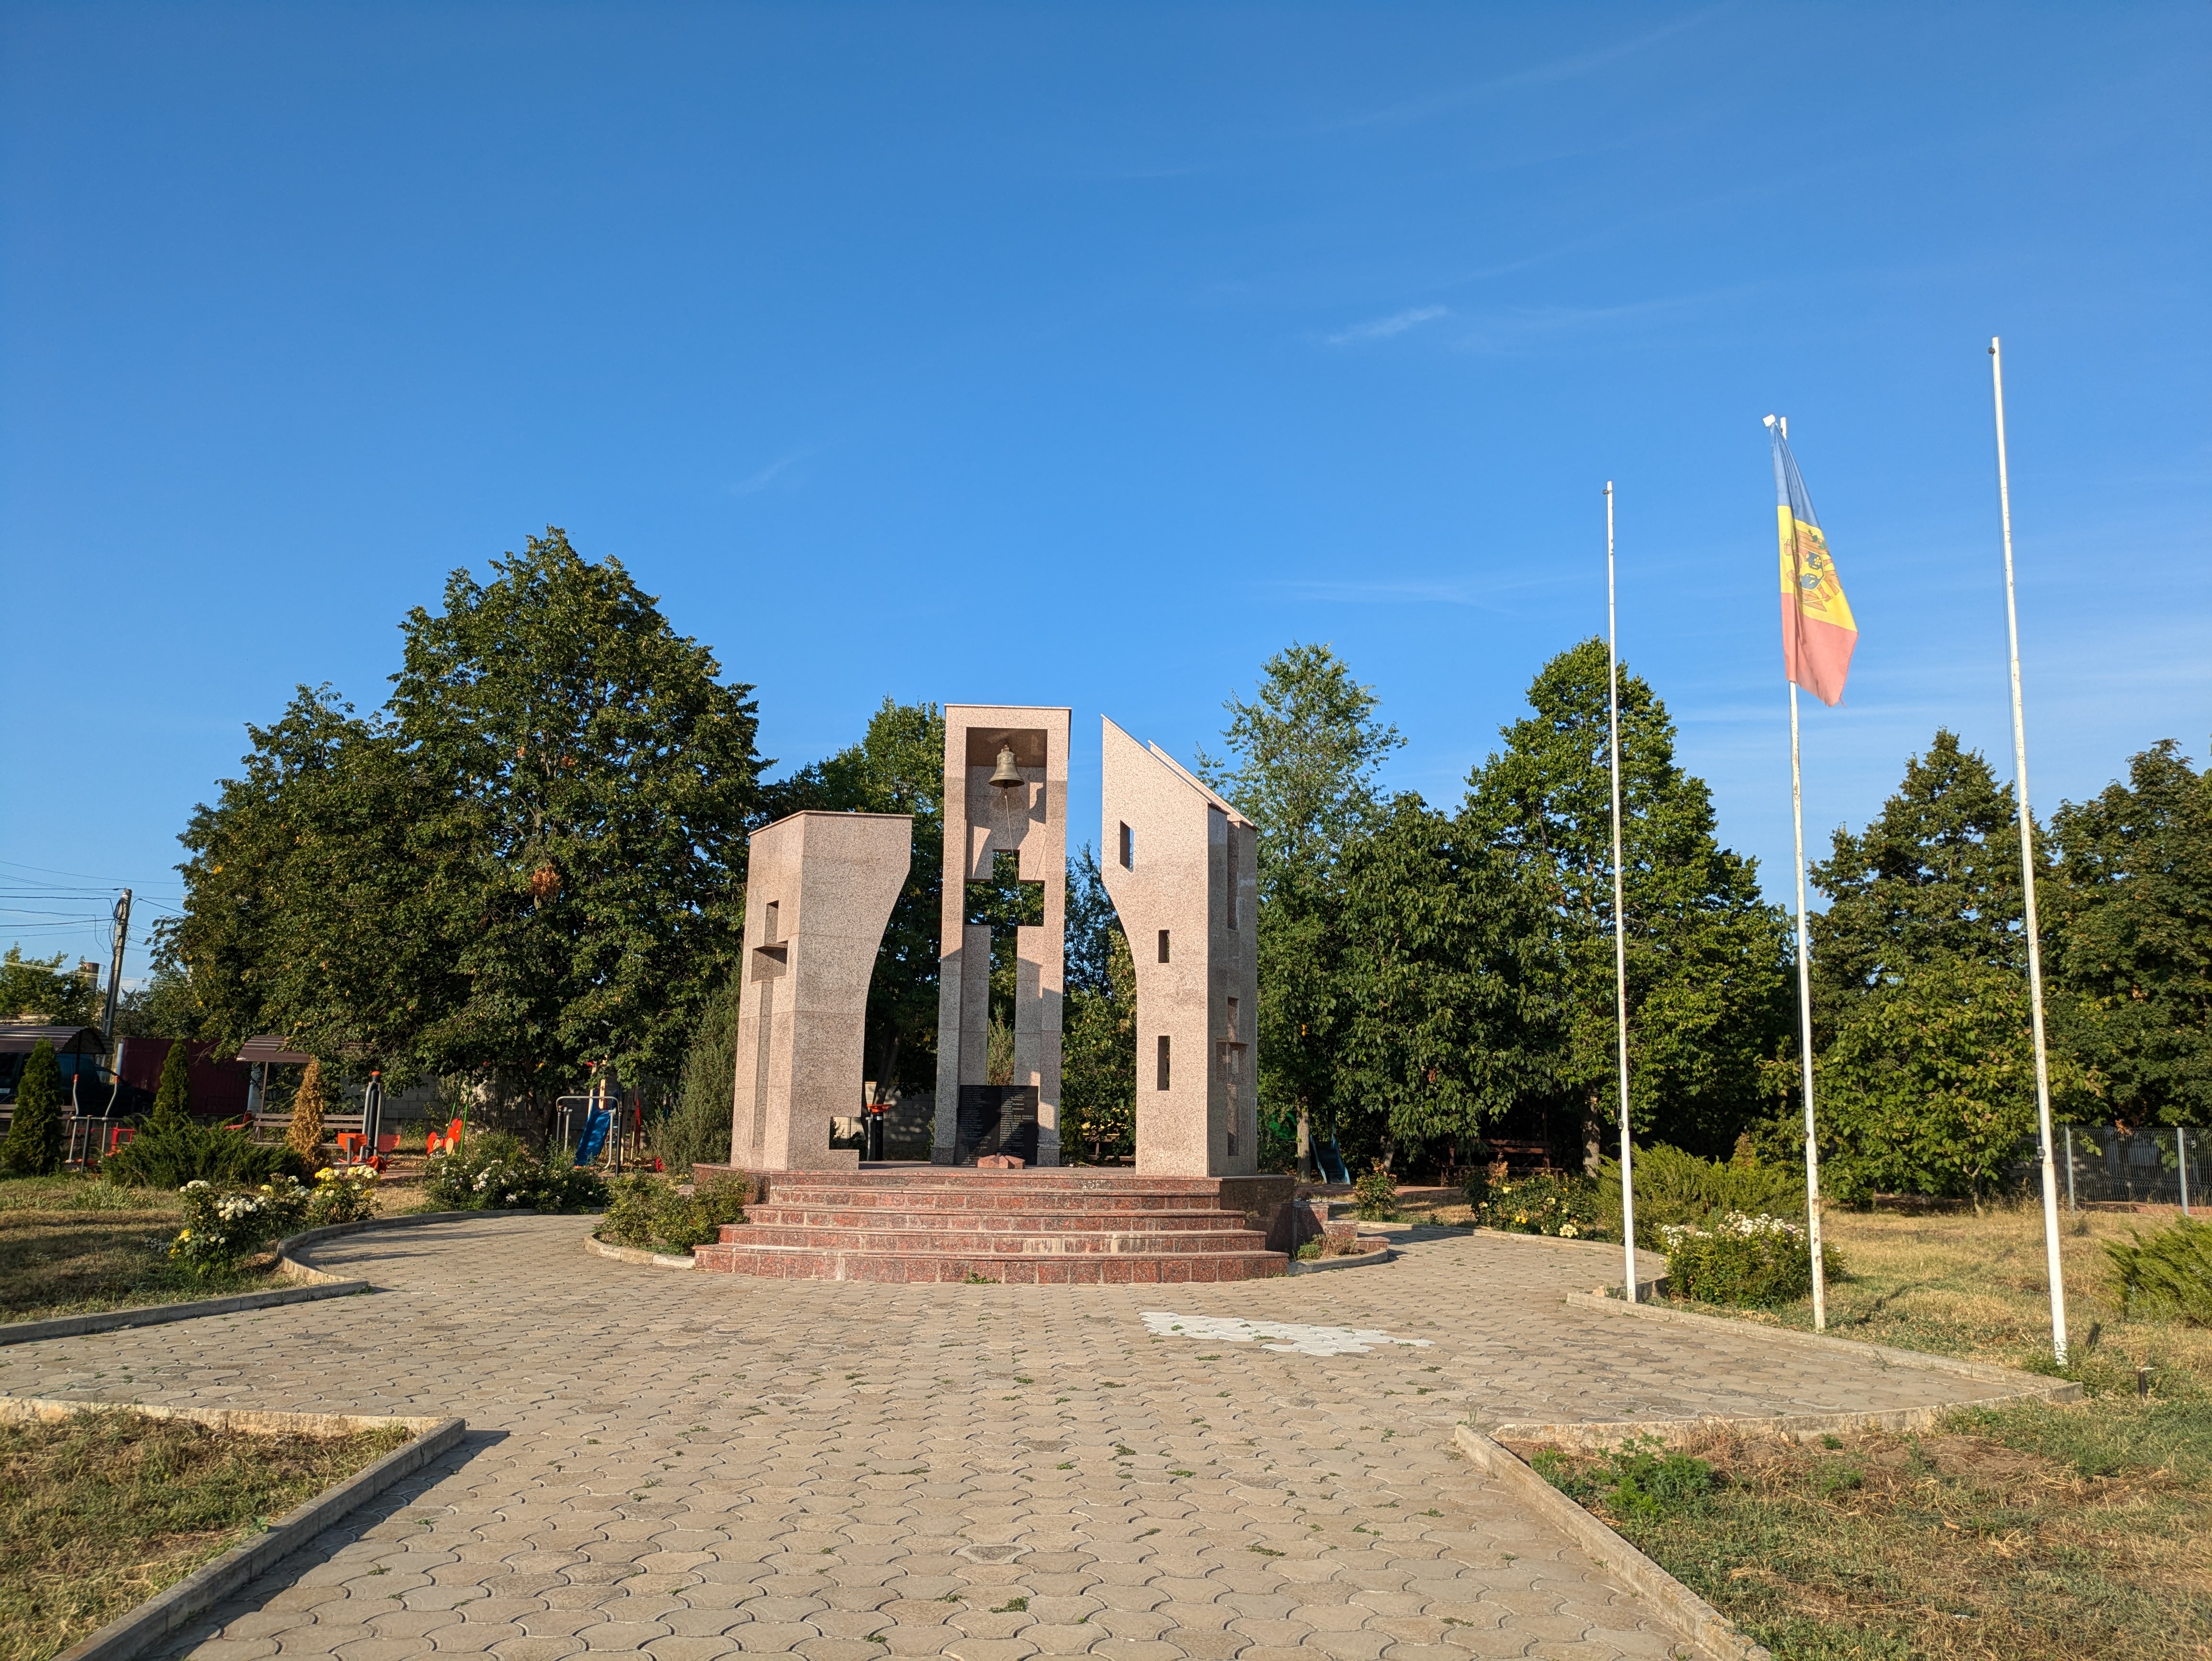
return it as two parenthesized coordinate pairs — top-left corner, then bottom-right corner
(178, 1229), (190, 1240)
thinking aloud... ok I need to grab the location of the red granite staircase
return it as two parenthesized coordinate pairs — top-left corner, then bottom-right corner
(693, 1168), (1289, 1284)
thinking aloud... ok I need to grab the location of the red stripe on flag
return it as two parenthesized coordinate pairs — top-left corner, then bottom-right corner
(1782, 602), (1856, 708)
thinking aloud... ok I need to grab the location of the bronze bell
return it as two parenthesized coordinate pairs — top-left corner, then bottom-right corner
(988, 743), (1024, 789)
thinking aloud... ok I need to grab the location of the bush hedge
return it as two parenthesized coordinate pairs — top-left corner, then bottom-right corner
(1463, 1167), (1601, 1238)
(1661, 1211), (1840, 1308)
(2105, 1217), (2212, 1326)
(420, 1130), (606, 1213)
(598, 1172), (749, 1254)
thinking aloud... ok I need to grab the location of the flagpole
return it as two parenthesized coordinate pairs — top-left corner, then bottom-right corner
(1789, 677), (1828, 1330)
(1990, 335), (2070, 1366)
(1770, 411), (1830, 1332)
(1605, 481), (1637, 1302)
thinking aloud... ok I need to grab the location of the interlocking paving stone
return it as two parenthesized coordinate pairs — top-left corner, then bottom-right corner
(0, 1214), (2003, 1659)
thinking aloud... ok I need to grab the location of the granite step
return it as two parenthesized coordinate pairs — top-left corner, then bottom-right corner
(731, 1223), (1272, 1255)
(750, 1184), (1240, 1214)
(743, 1204), (1245, 1234)
(692, 1243), (1288, 1284)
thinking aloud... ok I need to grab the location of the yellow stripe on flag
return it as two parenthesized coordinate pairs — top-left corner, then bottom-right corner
(1777, 505), (1857, 632)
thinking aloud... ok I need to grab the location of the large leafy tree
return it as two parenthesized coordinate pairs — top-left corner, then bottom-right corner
(2049, 739), (2212, 1127)
(0, 948), (99, 1027)
(762, 698), (945, 1093)
(167, 530), (765, 1122)
(1463, 640), (1790, 1161)
(1808, 729), (2029, 1026)
(1330, 795), (1551, 1166)
(1199, 642), (1404, 1169)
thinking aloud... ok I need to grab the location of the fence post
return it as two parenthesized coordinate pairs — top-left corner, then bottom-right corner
(2064, 1124), (2075, 1212)
(2180, 1127), (2192, 1218)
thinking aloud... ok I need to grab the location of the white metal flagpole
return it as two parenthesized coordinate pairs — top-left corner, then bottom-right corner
(1771, 412), (1829, 1332)
(1605, 482), (1637, 1301)
(1990, 335), (2070, 1366)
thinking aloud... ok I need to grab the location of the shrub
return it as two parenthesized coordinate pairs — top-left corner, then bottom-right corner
(1465, 1169), (1602, 1239)
(421, 1131), (607, 1214)
(104, 1119), (299, 1190)
(169, 1177), (311, 1277)
(2105, 1217), (2212, 1326)
(305, 1165), (377, 1227)
(149, 1041), (193, 1130)
(653, 982), (737, 1174)
(286, 1058), (329, 1168)
(1594, 1142), (1806, 1249)
(1, 1039), (64, 1175)
(598, 1172), (748, 1254)
(1661, 1211), (1840, 1307)
(1351, 1162), (1399, 1221)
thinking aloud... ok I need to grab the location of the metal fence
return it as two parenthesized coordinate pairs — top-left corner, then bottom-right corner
(2037, 1124), (2208, 1212)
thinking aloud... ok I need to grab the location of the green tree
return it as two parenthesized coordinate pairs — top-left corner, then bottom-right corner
(1199, 642), (1405, 1171)
(763, 698), (945, 1092)
(0, 947), (98, 1027)
(655, 976), (739, 1174)
(286, 1056), (328, 1169)
(2, 1040), (64, 1175)
(1062, 849), (1135, 1163)
(168, 531), (767, 1132)
(2049, 739), (2212, 1127)
(1330, 795), (1552, 1167)
(1817, 956), (2076, 1202)
(1463, 640), (1790, 1162)
(150, 1039), (193, 1131)
(1808, 729), (2029, 1024)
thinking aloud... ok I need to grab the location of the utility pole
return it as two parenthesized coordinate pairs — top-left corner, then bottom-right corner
(100, 890), (132, 1050)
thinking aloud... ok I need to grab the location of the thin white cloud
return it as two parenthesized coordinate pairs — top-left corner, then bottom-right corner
(1326, 305), (1449, 345)
(731, 452), (808, 496)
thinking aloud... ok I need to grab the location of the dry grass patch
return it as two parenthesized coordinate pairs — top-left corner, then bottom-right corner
(0, 1408), (410, 1661)
(0, 1174), (266, 1325)
(1511, 1395), (2212, 1661)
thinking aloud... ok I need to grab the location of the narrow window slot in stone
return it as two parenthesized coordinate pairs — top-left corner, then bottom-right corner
(1157, 929), (1171, 963)
(1118, 821), (1134, 869)
(1156, 1034), (1171, 1091)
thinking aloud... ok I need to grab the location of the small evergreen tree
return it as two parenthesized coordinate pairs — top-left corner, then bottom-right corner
(2, 1040), (64, 1175)
(287, 1057), (328, 1168)
(149, 1041), (194, 1131)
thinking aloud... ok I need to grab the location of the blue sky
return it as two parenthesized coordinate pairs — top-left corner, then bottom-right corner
(3, 2), (2207, 982)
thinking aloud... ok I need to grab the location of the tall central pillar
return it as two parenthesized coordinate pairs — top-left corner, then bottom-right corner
(932, 705), (1070, 1166)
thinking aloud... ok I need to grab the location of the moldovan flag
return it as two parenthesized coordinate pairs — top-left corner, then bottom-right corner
(1771, 424), (1857, 706)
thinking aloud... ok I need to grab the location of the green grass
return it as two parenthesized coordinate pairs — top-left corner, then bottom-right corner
(0, 1174), (273, 1324)
(1515, 1398), (2212, 1661)
(1509, 1205), (2212, 1660)
(0, 1409), (409, 1661)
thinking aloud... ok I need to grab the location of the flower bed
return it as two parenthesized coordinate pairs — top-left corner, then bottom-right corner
(1660, 1211), (1840, 1308)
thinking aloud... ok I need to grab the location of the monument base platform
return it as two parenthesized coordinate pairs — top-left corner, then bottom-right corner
(691, 1167), (1297, 1284)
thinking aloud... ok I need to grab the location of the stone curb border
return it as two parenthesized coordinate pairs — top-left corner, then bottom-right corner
(2, 1395), (466, 1661)
(1285, 1243), (1392, 1276)
(0, 1281), (372, 1348)
(277, 1208), (538, 1285)
(584, 1232), (697, 1270)
(1571, 1289), (2085, 1396)
(1452, 1424), (1769, 1661)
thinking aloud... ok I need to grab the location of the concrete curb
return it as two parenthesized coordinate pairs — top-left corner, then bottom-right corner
(1571, 1289), (2084, 1399)
(14, 1397), (467, 1661)
(0, 1281), (373, 1347)
(1452, 1424), (1769, 1661)
(584, 1232), (697, 1270)
(1285, 1243), (1392, 1275)
(277, 1208), (538, 1284)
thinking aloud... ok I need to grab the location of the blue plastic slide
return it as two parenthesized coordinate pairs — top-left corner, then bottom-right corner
(575, 1107), (611, 1166)
(1315, 1139), (1351, 1185)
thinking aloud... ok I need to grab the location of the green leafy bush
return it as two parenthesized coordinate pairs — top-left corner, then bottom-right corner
(1351, 1163), (1399, 1221)
(2105, 1217), (2212, 1326)
(421, 1130), (606, 1213)
(1594, 1142), (1806, 1248)
(170, 1177), (311, 1277)
(598, 1172), (749, 1254)
(1, 1040), (63, 1175)
(1464, 1168), (1602, 1239)
(104, 1119), (299, 1190)
(1661, 1211), (1840, 1307)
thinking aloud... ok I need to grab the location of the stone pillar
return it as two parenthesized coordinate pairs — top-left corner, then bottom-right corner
(1098, 718), (1260, 1178)
(729, 811), (912, 1172)
(932, 706), (1070, 1165)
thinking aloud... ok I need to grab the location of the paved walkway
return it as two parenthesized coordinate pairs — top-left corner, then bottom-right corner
(1, 1216), (2003, 1660)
